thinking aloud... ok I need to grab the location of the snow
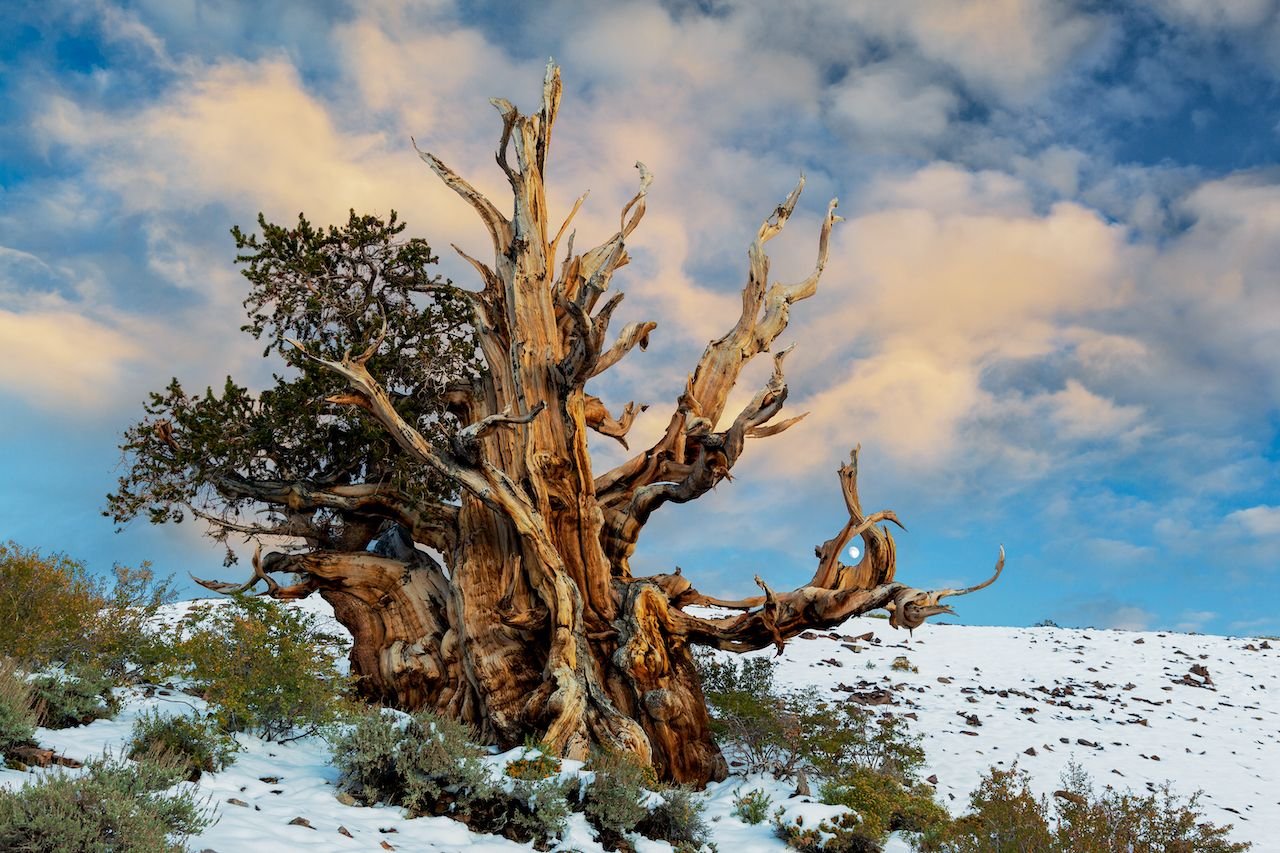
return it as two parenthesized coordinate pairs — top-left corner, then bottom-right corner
(3, 599), (1275, 851)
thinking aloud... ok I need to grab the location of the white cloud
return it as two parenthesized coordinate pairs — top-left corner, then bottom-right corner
(1225, 505), (1280, 537)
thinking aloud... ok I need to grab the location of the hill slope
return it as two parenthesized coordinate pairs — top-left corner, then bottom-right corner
(2, 598), (1274, 851)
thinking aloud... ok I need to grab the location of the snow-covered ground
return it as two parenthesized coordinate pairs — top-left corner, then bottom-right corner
(2, 598), (1275, 851)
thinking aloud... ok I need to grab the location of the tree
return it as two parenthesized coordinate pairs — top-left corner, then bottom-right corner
(111, 64), (1003, 785)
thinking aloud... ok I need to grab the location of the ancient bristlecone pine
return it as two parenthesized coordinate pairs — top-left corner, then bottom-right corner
(196, 65), (1003, 785)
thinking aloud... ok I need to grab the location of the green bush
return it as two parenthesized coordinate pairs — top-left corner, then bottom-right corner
(508, 775), (575, 850)
(930, 765), (1053, 852)
(696, 653), (802, 775)
(929, 761), (1249, 853)
(29, 667), (118, 729)
(0, 750), (212, 852)
(127, 709), (237, 781)
(506, 738), (562, 780)
(820, 767), (949, 844)
(732, 787), (773, 824)
(0, 542), (176, 679)
(331, 707), (405, 805)
(773, 809), (882, 853)
(332, 708), (496, 815)
(333, 708), (574, 848)
(636, 787), (711, 852)
(167, 595), (349, 740)
(796, 696), (925, 783)
(0, 659), (38, 760)
(583, 749), (654, 851)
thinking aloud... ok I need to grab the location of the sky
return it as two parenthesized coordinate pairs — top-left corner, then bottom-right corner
(2, 0), (1280, 636)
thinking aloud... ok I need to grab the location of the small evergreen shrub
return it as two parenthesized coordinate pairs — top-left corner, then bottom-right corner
(796, 697), (925, 783)
(583, 748), (654, 851)
(29, 667), (118, 729)
(331, 708), (405, 805)
(773, 809), (881, 853)
(820, 767), (949, 844)
(332, 708), (496, 816)
(929, 761), (1249, 852)
(395, 711), (496, 817)
(128, 709), (237, 781)
(732, 787), (773, 824)
(0, 659), (37, 760)
(0, 542), (176, 679)
(333, 708), (574, 848)
(0, 750), (212, 852)
(506, 738), (562, 780)
(168, 595), (349, 740)
(636, 787), (711, 852)
(890, 655), (917, 673)
(696, 653), (802, 775)
(508, 775), (575, 850)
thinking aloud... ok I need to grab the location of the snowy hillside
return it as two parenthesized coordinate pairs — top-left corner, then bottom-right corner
(3, 597), (1275, 851)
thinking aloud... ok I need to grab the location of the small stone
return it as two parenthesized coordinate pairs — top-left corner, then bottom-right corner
(226, 798), (248, 807)
(1024, 747), (1037, 756)
(336, 791), (357, 806)
(338, 827), (353, 838)
(381, 842), (396, 851)
(259, 776), (280, 784)
(288, 817), (315, 830)
(927, 774), (938, 785)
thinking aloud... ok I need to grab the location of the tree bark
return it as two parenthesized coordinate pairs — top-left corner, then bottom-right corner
(198, 64), (1002, 786)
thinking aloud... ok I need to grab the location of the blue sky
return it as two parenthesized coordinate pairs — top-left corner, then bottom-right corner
(2, 0), (1280, 635)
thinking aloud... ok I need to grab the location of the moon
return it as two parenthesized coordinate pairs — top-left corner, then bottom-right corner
(847, 544), (861, 561)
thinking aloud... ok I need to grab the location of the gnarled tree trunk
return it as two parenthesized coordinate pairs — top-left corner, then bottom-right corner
(199, 65), (1002, 785)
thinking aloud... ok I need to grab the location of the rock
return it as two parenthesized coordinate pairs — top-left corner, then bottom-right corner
(927, 774), (939, 785)
(227, 798), (249, 807)
(288, 817), (315, 829)
(1053, 790), (1087, 806)
(1076, 738), (1099, 748)
(336, 791), (357, 806)
(259, 776), (281, 784)
(1133, 638), (1144, 644)
(1024, 747), (1037, 756)
(381, 842), (396, 851)
(338, 827), (353, 838)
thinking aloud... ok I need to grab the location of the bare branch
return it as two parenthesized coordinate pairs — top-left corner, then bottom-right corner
(412, 138), (512, 256)
(591, 320), (657, 378)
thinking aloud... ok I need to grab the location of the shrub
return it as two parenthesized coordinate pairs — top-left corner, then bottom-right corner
(931, 764), (1053, 852)
(0, 542), (176, 679)
(773, 809), (881, 853)
(332, 708), (496, 816)
(0, 750), (212, 851)
(506, 738), (562, 780)
(331, 707), (405, 805)
(1051, 761), (1249, 853)
(508, 775), (575, 849)
(29, 667), (118, 729)
(0, 659), (37, 760)
(636, 787), (710, 852)
(697, 653), (802, 775)
(732, 787), (773, 824)
(168, 595), (349, 740)
(583, 748), (654, 851)
(128, 709), (237, 781)
(890, 655), (917, 673)
(796, 697), (925, 783)
(395, 711), (496, 817)
(333, 707), (574, 848)
(930, 761), (1251, 853)
(820, 767), (949, 844)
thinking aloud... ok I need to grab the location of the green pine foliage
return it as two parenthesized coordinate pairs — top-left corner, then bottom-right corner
(107, 211), (481, 565)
